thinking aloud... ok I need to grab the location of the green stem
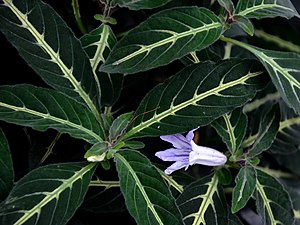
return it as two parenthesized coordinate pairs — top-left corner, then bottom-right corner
(255, 30), (300, 54)
(89, 179), (120, 188)
(219, 35), (250, 50)
(71, 0), (87, 34)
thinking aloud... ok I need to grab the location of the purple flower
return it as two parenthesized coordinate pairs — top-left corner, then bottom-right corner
(155, 129), (227, 175)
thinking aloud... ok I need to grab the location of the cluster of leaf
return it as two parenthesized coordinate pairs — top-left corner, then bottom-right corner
(0, 0), (300, 224)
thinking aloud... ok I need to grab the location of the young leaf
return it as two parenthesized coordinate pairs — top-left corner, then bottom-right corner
(123, 59), (266, 139)
(232, 166), (256, 213)
(0, 129), (14, 201)
(255, 169), (295, 225)
(80, 24), (123, 107)
(212, 108), (247, 154)
(0, 162), (97, 225)
(221, 37), (300, 116)
(114, 150), (182, 225)
(101, 7), (224, 74)
(0, 0), (99, 116)
(234, 15), (254, 36)
(112, 0), (172, 10)
(109, 112), (133, 142)
(176, 174), (229, 225)
(217, 0), (234, 13)
(235, 0), (300, 19)
(0, 85), (104, 144)
(247, 104), (280, 158)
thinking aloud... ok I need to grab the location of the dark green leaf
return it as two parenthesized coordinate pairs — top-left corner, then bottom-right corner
(232, 166), (256, 213)
(113, 0), (172, 10)
(222, 35), (300, 116)
(101, 7), (223, 74)
(0, 85), (104, 144)
(123, 59), (266, 139)
(217, 0), (234, 13)
(212, 108), (247, 154)
(109, 112), (133, 142)
(115, 150), (182, 225)
(255, 169), (295, 225)
(0, 0), (99, 116)
(234, 15), (254, 36)
(235, 0), (300, 19)
(247, 104), (280, 158)
(0, 162), (97, 225)
(84, 142), (109, 162)
(123, 140), (145, 149)
(181, 49), (221, 65)
(269, 101), (300, 155)
(0, 129), (13, 201)
(176, 174), (229, 225)
(81, 24), (123, 107)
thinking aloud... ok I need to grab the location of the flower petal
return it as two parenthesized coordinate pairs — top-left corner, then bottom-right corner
(189, 141), (227, 166)
(160, 133), (191, 149)
(185, 128), (197, 142)
(165, 160), (189, 175)
(155, 148), (190, 162)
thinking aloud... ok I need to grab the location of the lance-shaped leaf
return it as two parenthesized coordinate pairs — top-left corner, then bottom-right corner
(114, 150), (182, 225)
(0, 162), (97, 225)
(123, 59), (266, 139)
(269, 101), (300, 155)
(247, 104), (280, 158)
(101, 7), (223, 74)
(212, 108), (247, 154)
(233, 15), (254, 36)
(0, 85), (104, 143)
(81, 24), (123, 107)
(176, 174), (229, 225)
(0, 0), (99, 116)
(221, 37), (300, 116)
(217, 0), (234, 13)
(232, 166), (256, 213)
(255, 169), (295, 225)
(0, 129), (14, 201)
(109, 112), (133, 142)
(235, 0), (300, 19)
(112, 0), (172, 10)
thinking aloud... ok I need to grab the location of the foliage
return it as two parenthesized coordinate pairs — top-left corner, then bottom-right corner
(0, 0), (300, 224)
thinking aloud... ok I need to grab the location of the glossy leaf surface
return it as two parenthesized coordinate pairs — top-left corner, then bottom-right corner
(235, 0), (299, 19)
(0, 162), (97, 225)
(212, 108), (247, 154)
(0, 0), (99, 115)
(0, 85), (104, 143)
(176, 174), (229, 225)
(232, 166), (256, 213)
(81, 24), (123, 107)
(124, 60), (266, 139)
(101, 7), (223, 74)
(115, 150), (182, 225)
(255, 169), (295, 225)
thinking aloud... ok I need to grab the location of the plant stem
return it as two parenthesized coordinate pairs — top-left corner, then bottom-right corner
(40, 133), (62, 164)
(89, 179), (120, 188)
(71, 0), (87, 34)
(255, 30), (300, 54)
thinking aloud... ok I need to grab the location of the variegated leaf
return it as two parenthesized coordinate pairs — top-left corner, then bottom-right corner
(101, 7), (223, 74)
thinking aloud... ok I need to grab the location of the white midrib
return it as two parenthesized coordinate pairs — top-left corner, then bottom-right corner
(256, 180), (281, 225)
(112, 22), (222, 65)
(223, 113), (237, 153)
(13, 163), (96, 225)
(237, 3), (293, 17)
(183, 175), (218, 225)
(3, 0), (99, 117)
(125, 71), (263, 139)
(0, 102), (102, 143)
(116, 153), (164, 225)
